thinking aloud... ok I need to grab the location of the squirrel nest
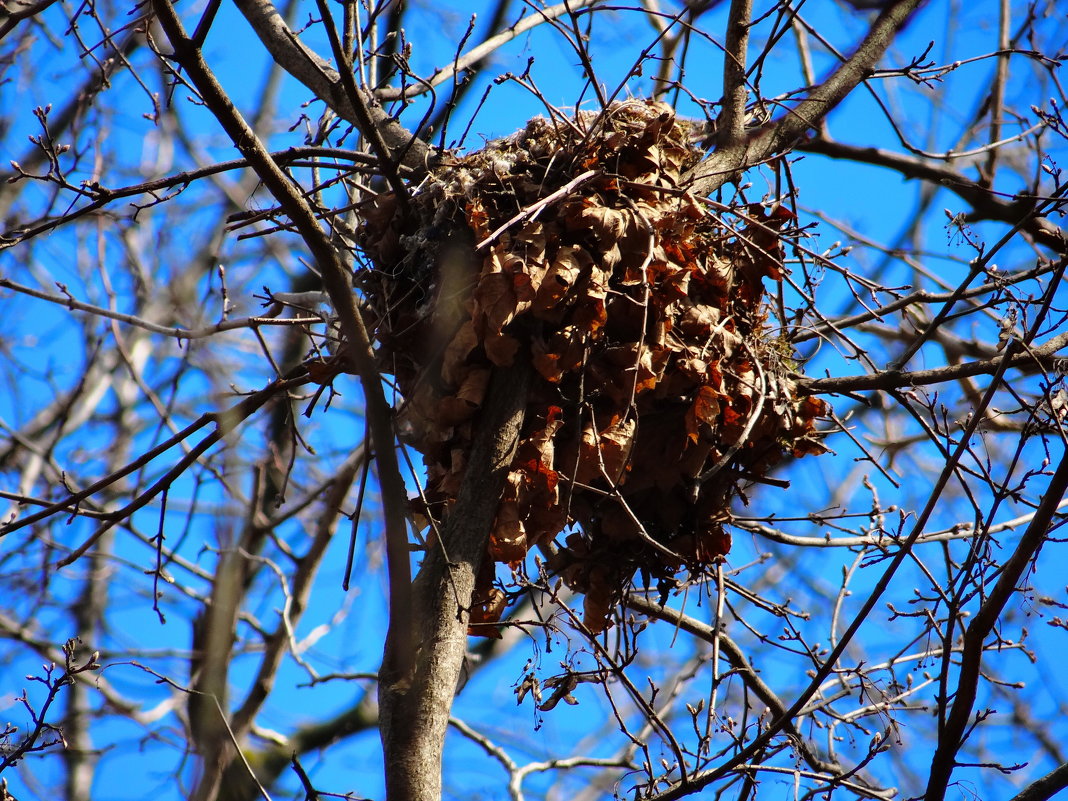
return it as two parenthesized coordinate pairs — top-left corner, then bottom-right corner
(359, 100), (827, 632)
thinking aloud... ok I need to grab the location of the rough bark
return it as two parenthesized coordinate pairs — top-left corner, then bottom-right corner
(378, 362), (531, 801)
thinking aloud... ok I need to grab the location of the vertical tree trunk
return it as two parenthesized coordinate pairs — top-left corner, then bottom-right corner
(378, 361), (530, 800)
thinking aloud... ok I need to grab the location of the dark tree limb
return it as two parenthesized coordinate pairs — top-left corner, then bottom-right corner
(799, 326), (1068, 395)
(798, 136), (1068, 253)
(643, 281), (1025, 801)
(1008, 762), (1068, 801)
(626, 595), (849, 781)
(717, 0), (753, 151)
(375, 0), (602, 104)
(148, 1), (416, 792)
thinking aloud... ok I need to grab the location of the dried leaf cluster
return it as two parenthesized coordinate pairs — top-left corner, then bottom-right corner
(360, 100), (827, 632)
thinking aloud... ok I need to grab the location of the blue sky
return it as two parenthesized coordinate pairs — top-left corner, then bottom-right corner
(1, 1), (1066, 799)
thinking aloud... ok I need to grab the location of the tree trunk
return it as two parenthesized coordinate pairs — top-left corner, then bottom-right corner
(378, 361), (530, 800)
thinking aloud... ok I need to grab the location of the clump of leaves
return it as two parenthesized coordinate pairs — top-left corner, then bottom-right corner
(360, 100), (827, 632)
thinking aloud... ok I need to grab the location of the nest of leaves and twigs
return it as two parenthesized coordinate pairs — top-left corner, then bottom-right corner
(359, 100), (827, 632)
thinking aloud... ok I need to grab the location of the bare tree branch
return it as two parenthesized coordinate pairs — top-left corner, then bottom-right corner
(923, 453), (1068, 801)
(687, 0), (924, 194)
(1008, 762), (1068, 801)
(798, 137), (1068, 253)
(2, 2), (1065, 800)
(228, 0), (430, 170)
(148, 0), (417, 775)
(717, 0), (753, 151)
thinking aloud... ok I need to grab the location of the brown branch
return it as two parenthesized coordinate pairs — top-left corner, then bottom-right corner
(2, 146), (382, 247)
(798, 329), (1068, 395)
(716, 0), (753, 151)
(0, 0), (61, 42)
(0, 29), (143, 222)
(1008, 762), (1068, 801)
(376, 0), (604, 103)
(232, 692), (380, 800)
(981, 0), (1011, 183)
(0, 373), (304, 539)
(194, 454), (364, 801)
(792, 261), (1055, 345)
(309, 0), (410, 206)
(644, 306), (1022, 801)
(0, 276), (325, 338)
(797, 137), (1068, 253)
(189, 545), (249, 801)
(230, 449), (365, 736)
(627, 595), (845, 779)
(686, 0), (924, 196)
(223, 597), (542, 801)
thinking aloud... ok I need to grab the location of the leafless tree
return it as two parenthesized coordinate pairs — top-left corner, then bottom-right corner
(1, 1), (1066, 800)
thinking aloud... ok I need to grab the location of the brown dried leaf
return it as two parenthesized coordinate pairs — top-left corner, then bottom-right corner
(305, 359), (339, 385)
(678, 436), (714, 478)
(533, 346), (565, 384)
(466, 196), (491, 241)
(572, 265), (609, 332)
(469, 560), (508, 638)
(522, 457), (559, 498)
(515, 256), (549, 303)
(526, 504), (568, 547)
(577, 203), (631, 243)
(671, 523), (732, 563)
(576, 417), (635, 484)
(441, 320), (479, 386)
(437, 369), (490, 426)
(798, 395), (827, 421)
(602, 344), (657, 398)
(538, 675), (580, 711)
(489, 500), (528, 563)
(468, 586), (507, 638)
(740, 204), (794, 282)
(601, 242), (623, 271)
(677, 301), (722, 337)
(533, 325), (587, 384)
(676, 356), (709, 382)
(656, 258), (691, 303)
(793, 436), (830, 457)
(582, 565), (616, 634)
(474, 269), (518, 333)
(484, 331), (519, 367)
(686, 385), (722, 442)
(529, 405), (564, 462)
(702, 252), (736, 296)
(533, 245), (588, 313)
(600, 418), (636, 481)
